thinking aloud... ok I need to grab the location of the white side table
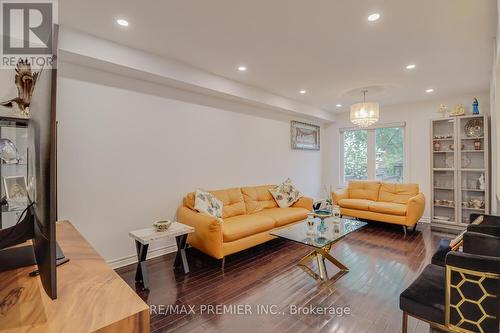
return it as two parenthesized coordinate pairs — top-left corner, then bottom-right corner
(129, 222), (194, 289)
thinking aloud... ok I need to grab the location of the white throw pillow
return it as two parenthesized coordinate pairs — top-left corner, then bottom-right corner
(194, 189), (223, 219)
(269, 178), (304, 208)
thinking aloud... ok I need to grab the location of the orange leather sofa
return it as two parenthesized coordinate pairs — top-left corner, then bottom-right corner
(332, 181), (425, 234)
(177, 185), (313, 260)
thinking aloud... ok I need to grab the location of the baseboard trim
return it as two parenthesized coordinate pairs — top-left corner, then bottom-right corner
(419, 216), (431, 224)
(108, 215), (431, 269)
(107, 244), (178, 269)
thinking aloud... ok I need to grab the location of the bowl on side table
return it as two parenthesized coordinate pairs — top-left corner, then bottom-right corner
(153, 220), (173, 232)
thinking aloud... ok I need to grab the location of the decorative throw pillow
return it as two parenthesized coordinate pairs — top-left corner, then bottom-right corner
(449, 229), (466, 248)
(269, 178), (304, 208)
(471, 215), (484, 225)
(194, 189), (223, 219)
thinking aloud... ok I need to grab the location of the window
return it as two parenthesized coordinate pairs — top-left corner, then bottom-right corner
(343, 130), (368, 181)
(341, 125), (405, 184)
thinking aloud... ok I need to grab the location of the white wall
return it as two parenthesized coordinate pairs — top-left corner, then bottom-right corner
(57, 62), (324, 266)
(322, 92), (490, 221)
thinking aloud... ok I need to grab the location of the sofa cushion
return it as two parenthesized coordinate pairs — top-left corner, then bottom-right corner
(369, 201), (407, 216)
(348, 181), (381, 201)
(338, 198), (374, 211)
(222, 214), (275, 242)
(253, 207), (309, 227)
(379, 182), (419, 204)
(186, 188), (246, 219)
(241, 185), (278, 214)
(210, 188), (246, 218)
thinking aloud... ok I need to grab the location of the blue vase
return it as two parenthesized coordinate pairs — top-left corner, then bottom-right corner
(472, 98), (479, 115)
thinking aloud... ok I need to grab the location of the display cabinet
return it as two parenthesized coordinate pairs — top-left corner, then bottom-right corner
(0, 117), (29, 230)
(431, 115), (489, 232)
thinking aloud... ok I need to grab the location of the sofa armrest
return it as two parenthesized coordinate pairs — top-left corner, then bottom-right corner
(406, 192), (425, 226)
(292, 197), (313, 211)
(177, 206), (224, 259)
(332, 188), (348, 205)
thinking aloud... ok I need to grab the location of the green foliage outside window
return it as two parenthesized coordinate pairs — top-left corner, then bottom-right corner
(375, 127), (404, 182)
(343, 127), (404, 183)
(343, 130), (368, 181)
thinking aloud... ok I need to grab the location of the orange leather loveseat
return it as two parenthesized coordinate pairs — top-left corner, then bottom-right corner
(177, 185), (313, 260)
(332, 181), (425, 234)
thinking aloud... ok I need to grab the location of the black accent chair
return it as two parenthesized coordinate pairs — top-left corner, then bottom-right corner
(400, 232), (500, 333)
(431, 214), (500, 267)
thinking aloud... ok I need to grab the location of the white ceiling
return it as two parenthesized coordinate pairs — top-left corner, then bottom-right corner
(60, 0), (497, 112)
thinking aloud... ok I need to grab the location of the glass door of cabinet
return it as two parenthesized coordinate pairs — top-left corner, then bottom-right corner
(432, 118), (457, 224)
(0, 119), (29, 230)
(458, 115), (487, 224)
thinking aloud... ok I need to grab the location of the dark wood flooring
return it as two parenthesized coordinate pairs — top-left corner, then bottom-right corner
(116, 222), (448, 333)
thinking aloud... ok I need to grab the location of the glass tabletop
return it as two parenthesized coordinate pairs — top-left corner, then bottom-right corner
(270, 217), (367, 249)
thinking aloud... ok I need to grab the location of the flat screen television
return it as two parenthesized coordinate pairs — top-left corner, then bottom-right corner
(0, 24), (63, 300)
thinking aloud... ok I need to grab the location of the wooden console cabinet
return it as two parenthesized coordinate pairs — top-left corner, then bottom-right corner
(0, 221), (150, 332)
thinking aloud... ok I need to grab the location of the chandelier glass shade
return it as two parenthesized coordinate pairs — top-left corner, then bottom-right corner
(350, 90), (379, 127)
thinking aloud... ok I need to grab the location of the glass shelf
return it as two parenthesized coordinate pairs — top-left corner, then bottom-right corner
(462, 207), (485, 212)
(0, 119), (29, 230)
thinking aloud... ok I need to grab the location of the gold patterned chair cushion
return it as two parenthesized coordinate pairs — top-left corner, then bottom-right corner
(269, 178), (303, 208)
(194, 189), (223, 219)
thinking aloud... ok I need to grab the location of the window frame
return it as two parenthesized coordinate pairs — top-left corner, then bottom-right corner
(339, 122), (408, 186)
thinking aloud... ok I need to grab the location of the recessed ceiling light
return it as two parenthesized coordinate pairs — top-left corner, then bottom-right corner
(116, 19), (129, 27)
(426, 88), (434, 93)
(336, 104), (342, 108)
(299, 90), (307, 94)
(237, 66), (247, 72)
(406, 64), (416, 70)
(368, 13), (380, 22)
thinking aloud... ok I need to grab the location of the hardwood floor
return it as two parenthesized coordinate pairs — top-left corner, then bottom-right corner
(116, 222), (448, 333)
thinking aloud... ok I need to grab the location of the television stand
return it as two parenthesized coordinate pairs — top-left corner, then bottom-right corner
(0, 221), (149, 332)
(0, 240), (68, 274)
(29, 242), (69, 276)
(0, 245), (36, 272)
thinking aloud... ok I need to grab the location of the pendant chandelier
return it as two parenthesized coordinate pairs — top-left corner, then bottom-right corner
(350, 90), (379, 127)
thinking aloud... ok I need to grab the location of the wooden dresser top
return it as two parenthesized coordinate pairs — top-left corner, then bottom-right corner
(0, 221), (149, 333)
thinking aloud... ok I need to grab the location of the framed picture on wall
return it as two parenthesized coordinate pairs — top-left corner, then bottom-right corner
(291, 121), (320, 151)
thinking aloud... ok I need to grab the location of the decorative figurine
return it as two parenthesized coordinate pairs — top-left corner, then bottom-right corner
(479, 173), (485, 190)
(0, 138), (21, 164)
(0, 59), (39, 117)
(437, 104), (448, 118)
(433, 141), (441, 151)
(472, 98), (479, 115)
(474, 139), (482, 150)
(451, 104), (466, 116)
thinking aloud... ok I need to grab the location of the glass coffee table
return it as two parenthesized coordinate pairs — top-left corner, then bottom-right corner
(270, 217), (367, 282)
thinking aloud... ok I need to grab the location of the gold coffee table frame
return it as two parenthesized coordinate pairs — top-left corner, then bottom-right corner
(270, 218), (366, 283)
(297, 242), (349, 282)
